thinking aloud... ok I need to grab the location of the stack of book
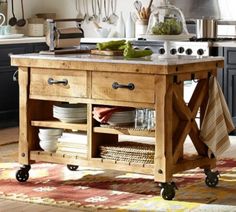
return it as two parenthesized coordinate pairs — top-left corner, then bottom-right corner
(56, 132), (87, 158)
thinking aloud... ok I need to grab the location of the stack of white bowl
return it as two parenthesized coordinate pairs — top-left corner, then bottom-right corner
(107, 110), (136, 126)
(38, 128), (63, 152)
(53, 103), (87, 123)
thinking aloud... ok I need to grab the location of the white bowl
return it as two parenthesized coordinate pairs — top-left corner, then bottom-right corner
(39, 140), (58, 152)
(95, 28), (111, 38)
(38, 133), (61, 141)
(39, 128), (63, 136)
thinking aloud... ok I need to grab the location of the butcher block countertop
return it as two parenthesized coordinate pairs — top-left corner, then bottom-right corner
(11, 53), (224, 75)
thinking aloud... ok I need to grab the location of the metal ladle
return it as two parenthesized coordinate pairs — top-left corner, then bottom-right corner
(109, 0), (118, 24)
(75, 0), (84, 19)
(102, 0), (110, 22)
(8, 0), (17, 26)
(17, 0), (26, 27)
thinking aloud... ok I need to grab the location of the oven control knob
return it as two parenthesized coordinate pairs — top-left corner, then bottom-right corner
(170, 48), (177, 55)
(159, 48), (165, 55)
(178, 47), (185, 54)
(185, 48), (193, 55)
(144, 47), (151, 50)
(197, 49), (204, 55)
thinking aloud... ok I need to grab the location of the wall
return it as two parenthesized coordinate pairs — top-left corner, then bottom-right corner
(4, 0), (236, 37)
(6, 0), (159, 37)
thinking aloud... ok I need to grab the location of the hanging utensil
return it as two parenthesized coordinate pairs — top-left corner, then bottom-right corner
(0, 13), (5, 26)
(102, 0), (110, 22)
(83, 0), (89, 23)
(9, 0), (17, 26)
(17, 0), (26, 27)
(75, 0), (84, 19)
(109, 0), (118, 24)
(97, 0), (102, 22)
(89, 0), (98, 21)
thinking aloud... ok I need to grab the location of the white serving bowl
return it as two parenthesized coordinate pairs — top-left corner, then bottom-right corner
(39, 140), (58, 152)
(39, 128), (63, 136)
(38, 133), (61, 141)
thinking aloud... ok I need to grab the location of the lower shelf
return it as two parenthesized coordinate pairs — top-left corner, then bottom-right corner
(30, 151), (154, 175)
(31, 120), (87, 131)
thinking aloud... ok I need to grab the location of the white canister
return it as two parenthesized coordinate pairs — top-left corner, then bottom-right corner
(116, 12), (125, 38)
(126, 12), (135, 38)
(135, 19), (148, 38)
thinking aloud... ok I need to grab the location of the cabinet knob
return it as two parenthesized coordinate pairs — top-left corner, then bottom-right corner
(112, 82), (135, 90)
(48, 78), (68, 86)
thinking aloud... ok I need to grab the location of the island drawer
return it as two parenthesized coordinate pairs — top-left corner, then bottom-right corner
(91, 72), (155, 103)
(30, 68), (87, 98)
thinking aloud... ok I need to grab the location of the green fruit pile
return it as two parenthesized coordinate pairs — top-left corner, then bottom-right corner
(152, 18), (183, 35)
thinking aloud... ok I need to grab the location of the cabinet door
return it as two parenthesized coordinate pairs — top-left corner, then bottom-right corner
(0, 66), (19, 120)
(33, 43), (49, 53)
(0, 44), (33, 66)
(227, 69), (236, 127)
(0, 42), (48, 127)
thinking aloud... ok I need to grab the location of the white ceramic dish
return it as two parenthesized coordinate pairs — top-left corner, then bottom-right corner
(53, 111), (86, 117)
(39, 128), (63, 136)
(39, 140), (58, 152)
(107, 121), (135, 126)
(53, 103), (86, 109)
(38, 133), (61, 141)
(0, 34), (24, 39)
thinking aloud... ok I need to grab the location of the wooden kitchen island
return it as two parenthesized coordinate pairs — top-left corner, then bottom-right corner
(11, 53), (224, 200)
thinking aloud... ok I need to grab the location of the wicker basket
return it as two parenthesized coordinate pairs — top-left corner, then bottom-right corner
(100, 142), (155, 164)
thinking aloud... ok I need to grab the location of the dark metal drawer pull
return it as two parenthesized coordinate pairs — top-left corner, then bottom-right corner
(48, 78), (68, 86)
(112, 82), (135, 90)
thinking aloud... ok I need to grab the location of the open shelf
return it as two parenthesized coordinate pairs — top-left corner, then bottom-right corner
(31, 120), (87, 131)
(93, 126), (155, 137)
(30, 151), (154, 174)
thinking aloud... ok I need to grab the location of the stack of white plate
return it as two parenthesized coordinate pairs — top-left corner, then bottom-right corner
(38, 128), (63, 152)
(53, 103), (87, 123)
(107, 110), (136, 126)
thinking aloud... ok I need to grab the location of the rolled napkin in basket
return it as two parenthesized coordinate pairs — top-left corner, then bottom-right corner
(200, 76), (235, 158)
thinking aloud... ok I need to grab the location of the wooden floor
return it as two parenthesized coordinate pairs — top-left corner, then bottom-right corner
(0, 127), (236, 211)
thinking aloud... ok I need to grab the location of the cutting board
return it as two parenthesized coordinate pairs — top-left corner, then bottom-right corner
(90, 49), (124, 56)
(40, 48), (91, 55)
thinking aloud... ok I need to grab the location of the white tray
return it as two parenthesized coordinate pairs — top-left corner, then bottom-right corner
(0, 34), (24, 39)
(142, 34), (193, 41)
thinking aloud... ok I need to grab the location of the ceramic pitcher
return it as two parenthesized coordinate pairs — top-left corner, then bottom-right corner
(0, 13), (5, 26)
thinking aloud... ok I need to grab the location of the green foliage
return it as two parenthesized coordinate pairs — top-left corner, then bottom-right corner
(152, 18), (182, 35)
(96, 40), (126, 50)
(123, 42), (153, 58)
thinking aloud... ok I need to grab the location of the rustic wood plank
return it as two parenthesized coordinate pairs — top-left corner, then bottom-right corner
(154, 75), (173, 182)
(93, 126), (155, 137)
(91, 72), (155, 104)
(31, 120), (87, 131)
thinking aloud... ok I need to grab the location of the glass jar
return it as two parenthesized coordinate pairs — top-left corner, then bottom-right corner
(146, 1), (188, 35)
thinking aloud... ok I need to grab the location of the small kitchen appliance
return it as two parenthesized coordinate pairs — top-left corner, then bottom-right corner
(46, 18), (84, 53)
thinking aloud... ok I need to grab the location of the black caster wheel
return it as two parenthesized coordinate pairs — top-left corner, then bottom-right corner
(16, 169), (29, 182)
(67, 164), (79, 171)
(204, 169), (219, 187)
(160, 182), (177, 200)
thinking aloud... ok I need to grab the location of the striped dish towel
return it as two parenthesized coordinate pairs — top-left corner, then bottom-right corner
(200, 76), (235, 158)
